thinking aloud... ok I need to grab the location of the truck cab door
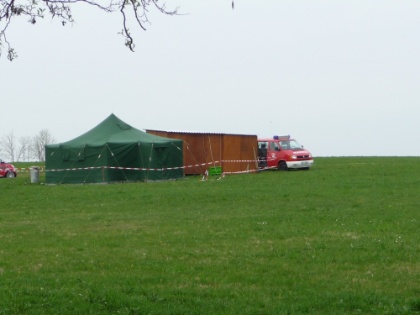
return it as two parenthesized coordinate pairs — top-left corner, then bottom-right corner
(257, 142), (268, 168)
(267, 141), (281, 167)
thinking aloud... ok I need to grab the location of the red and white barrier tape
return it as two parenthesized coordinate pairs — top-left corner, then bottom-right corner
(221, 159), (257, 163)
(16, 159), (264, 174)
(16, 167), (45, 173)
(222, 169), (259, 175)
(45, 161), (220, 173)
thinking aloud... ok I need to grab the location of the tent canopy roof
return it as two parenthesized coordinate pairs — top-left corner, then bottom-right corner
(45, 114), (184, 183)
(53, 114), (175, 147)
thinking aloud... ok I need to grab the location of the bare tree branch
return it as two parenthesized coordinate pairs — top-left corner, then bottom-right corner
(17, 136), (33, 162)
(32, 129), (55, 162)
(0, 131), (16, 162)
(0, 0), (179, 60)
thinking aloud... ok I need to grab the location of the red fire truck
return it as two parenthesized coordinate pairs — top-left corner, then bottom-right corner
(257, 135), (313, 170)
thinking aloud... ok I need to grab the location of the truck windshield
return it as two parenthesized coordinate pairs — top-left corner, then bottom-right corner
(280, 140), (303, 150)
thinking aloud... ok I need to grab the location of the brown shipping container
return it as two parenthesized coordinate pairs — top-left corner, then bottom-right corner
(145, 130), (258, 175)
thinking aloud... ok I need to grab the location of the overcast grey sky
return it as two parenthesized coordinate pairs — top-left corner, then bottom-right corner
(1, 0), (419, 157)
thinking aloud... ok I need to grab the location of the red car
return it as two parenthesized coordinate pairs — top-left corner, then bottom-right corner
(0, 158), (17, 178)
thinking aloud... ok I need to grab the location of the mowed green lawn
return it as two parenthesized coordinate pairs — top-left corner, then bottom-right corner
(1, 157), (419, 314)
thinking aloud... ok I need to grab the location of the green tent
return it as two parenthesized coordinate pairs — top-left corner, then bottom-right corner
(45, 114), (184, 184)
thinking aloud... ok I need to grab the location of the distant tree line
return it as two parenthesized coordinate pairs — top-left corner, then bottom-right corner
(0, 129), (55, 162)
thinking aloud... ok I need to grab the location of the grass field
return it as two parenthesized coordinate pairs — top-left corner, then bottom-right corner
(1, 157), (419, 314)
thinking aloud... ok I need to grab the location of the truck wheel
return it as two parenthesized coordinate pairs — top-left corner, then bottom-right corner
(6, 171), (16, 178)
(278, 161), (288, 171)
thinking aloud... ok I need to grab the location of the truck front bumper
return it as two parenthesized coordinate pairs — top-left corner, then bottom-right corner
(286, 160), (314, 169)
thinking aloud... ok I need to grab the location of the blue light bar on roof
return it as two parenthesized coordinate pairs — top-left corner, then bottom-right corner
(273, 135), (290, 140)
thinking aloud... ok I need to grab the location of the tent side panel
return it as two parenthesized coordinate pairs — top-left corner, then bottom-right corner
(46, 145), (109, 184)
(154, 140), (184, 180)
(45, 145), (63, 184)
(107, 143), (143, 182)
(105, 142), (183, 182)
(163, 140), (184, 180)
(136, 140), (184, 181)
